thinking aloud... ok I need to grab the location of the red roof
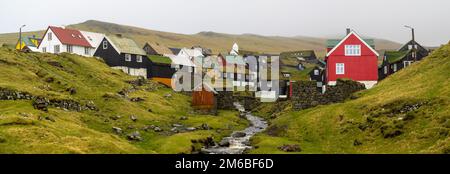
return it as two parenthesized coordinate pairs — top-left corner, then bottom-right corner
(48, 26), (92, 47)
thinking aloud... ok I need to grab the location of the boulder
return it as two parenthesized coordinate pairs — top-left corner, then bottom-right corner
(130, 115), (138, 122)
(199, 123), (211, 130)
(112, 127), (123, 134)
(278, 144), (301, 152)
(130, 97), (145, 102)
(127, 131), (143, 141)
(218, 139), (230, 147)
(186, 127), (197, 131)
(232, 132), (247, 138)
(153, 126), (163, 132)
(172, 124), (183, 127)
(110, 115), (122, 120)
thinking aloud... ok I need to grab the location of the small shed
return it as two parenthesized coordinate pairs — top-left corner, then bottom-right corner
(192, 83), (218, 114)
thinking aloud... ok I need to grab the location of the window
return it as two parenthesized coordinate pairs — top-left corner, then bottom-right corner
(125, 54), (131, 61)
(48, 33), (52, 41)
(85, 47), (90, 55)
(103, 41), (108, 49)
(136, 55), (143, 63)
(66, 45), (73, 53)
(223, 73), (227, 78)
(336, 63), (345, 75)
(393, 64), (397, 72)
(42, 47), (47, 53)
(237, 74), (242, 79)
(345, 45), (361, 56)
(54, 45), (60, 54)
(314, 70), (319, 76)
(384, 66), (388, 74)
(404, 61), (413, 67)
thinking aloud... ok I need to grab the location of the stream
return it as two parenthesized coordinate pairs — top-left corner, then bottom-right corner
(202, 102), (268, 154)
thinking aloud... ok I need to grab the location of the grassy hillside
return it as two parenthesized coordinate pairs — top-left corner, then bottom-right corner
(0, 20), (401, 57)
(0, 47), (248, 154)
(251, 43), (450, 154)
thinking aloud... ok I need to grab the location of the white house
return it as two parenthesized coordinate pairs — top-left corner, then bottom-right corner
(38, 26), (94, 56)
(80, 31), (105, 56)
(177, 48), (204, 60)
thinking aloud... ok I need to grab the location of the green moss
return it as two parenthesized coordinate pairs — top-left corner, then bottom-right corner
(251, 44), (450, 154)
(0, 48), (247, 154)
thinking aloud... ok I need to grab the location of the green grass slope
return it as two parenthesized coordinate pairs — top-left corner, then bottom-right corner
(251, 43), (450, 154)
(0, 20), (401, 56)
(0, 47), (247, 154)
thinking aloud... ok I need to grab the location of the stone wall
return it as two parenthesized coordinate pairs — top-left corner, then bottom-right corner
(0, 87), (97, 112)
(292, 79), (365, 110)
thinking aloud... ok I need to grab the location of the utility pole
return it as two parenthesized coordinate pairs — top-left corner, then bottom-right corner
(404, 25), (417, 61)
(19, 25), (26, 51)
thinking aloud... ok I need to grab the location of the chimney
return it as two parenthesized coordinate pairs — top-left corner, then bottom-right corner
(346, 28), (351, 35)
(115, 34), (122, 37)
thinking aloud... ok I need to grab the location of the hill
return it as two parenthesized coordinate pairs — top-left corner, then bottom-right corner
(251, 43), (450, 154)
(0, 47), (247, 154)
(0, 20), (401, 57)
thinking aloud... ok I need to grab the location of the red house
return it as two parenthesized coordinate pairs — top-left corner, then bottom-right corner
(325, 29), (379, 89)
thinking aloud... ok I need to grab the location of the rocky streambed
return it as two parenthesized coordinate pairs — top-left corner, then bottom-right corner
(201, 102), (268, 154)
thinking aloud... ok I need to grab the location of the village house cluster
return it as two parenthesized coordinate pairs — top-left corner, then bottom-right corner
(16, 26), (432, 105)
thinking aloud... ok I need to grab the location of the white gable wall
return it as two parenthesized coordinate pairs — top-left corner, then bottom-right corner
(38, 28), (93, 57)
(38, 28), (62, 54)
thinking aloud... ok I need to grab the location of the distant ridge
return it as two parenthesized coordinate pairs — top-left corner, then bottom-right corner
(0, 20), (402, 56)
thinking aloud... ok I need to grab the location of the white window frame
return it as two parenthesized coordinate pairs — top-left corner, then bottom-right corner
(66, 45), (73, 53)
(103, 41), (108, 49)
(48, 33), (52, 41)
(54, 45), (60, 54)
(136, 55), (143, 63)
(384, 66), (388, 74)
(125, 54), (131, 62)
(85, 47), (90, 55)
(42, 47), (47, 53)
(314, 69), (319, 76)
(336, 63), (345, 75)
(393, 64), (397, 72)
(345, 45), (361, 56)
(404, 61), (413, 67)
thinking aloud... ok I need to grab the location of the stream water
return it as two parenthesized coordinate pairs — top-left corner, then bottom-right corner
(202, 102), (268, 154)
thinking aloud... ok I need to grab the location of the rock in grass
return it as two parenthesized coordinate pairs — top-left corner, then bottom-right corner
(172, 124), (183, 127)
(153, 126), (162, 132)
(127, 131), (143, 141)
(278, 144), (301, 152)
(110, 115), (122, 120)
(186, 127), (197, 131)
(130, 115), (138, 122)
(112, 127), (123, 134)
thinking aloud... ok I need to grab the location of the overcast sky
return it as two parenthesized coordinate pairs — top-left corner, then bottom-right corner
(1, 0), (449, 46)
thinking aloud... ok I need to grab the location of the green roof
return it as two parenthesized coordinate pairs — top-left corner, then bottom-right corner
(326, 39), (375, 49)
(18, 36), (39, 47)
(148, 55), (172, 64)
(385, 50), (411, 64)
(108, 35), (146, 55)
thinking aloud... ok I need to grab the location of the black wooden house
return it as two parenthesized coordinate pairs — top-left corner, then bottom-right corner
(378, 40), (430, 80)
(94, 34), (149, 78)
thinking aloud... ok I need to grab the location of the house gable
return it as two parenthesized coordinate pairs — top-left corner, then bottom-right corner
(326, 31), (379, 57)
